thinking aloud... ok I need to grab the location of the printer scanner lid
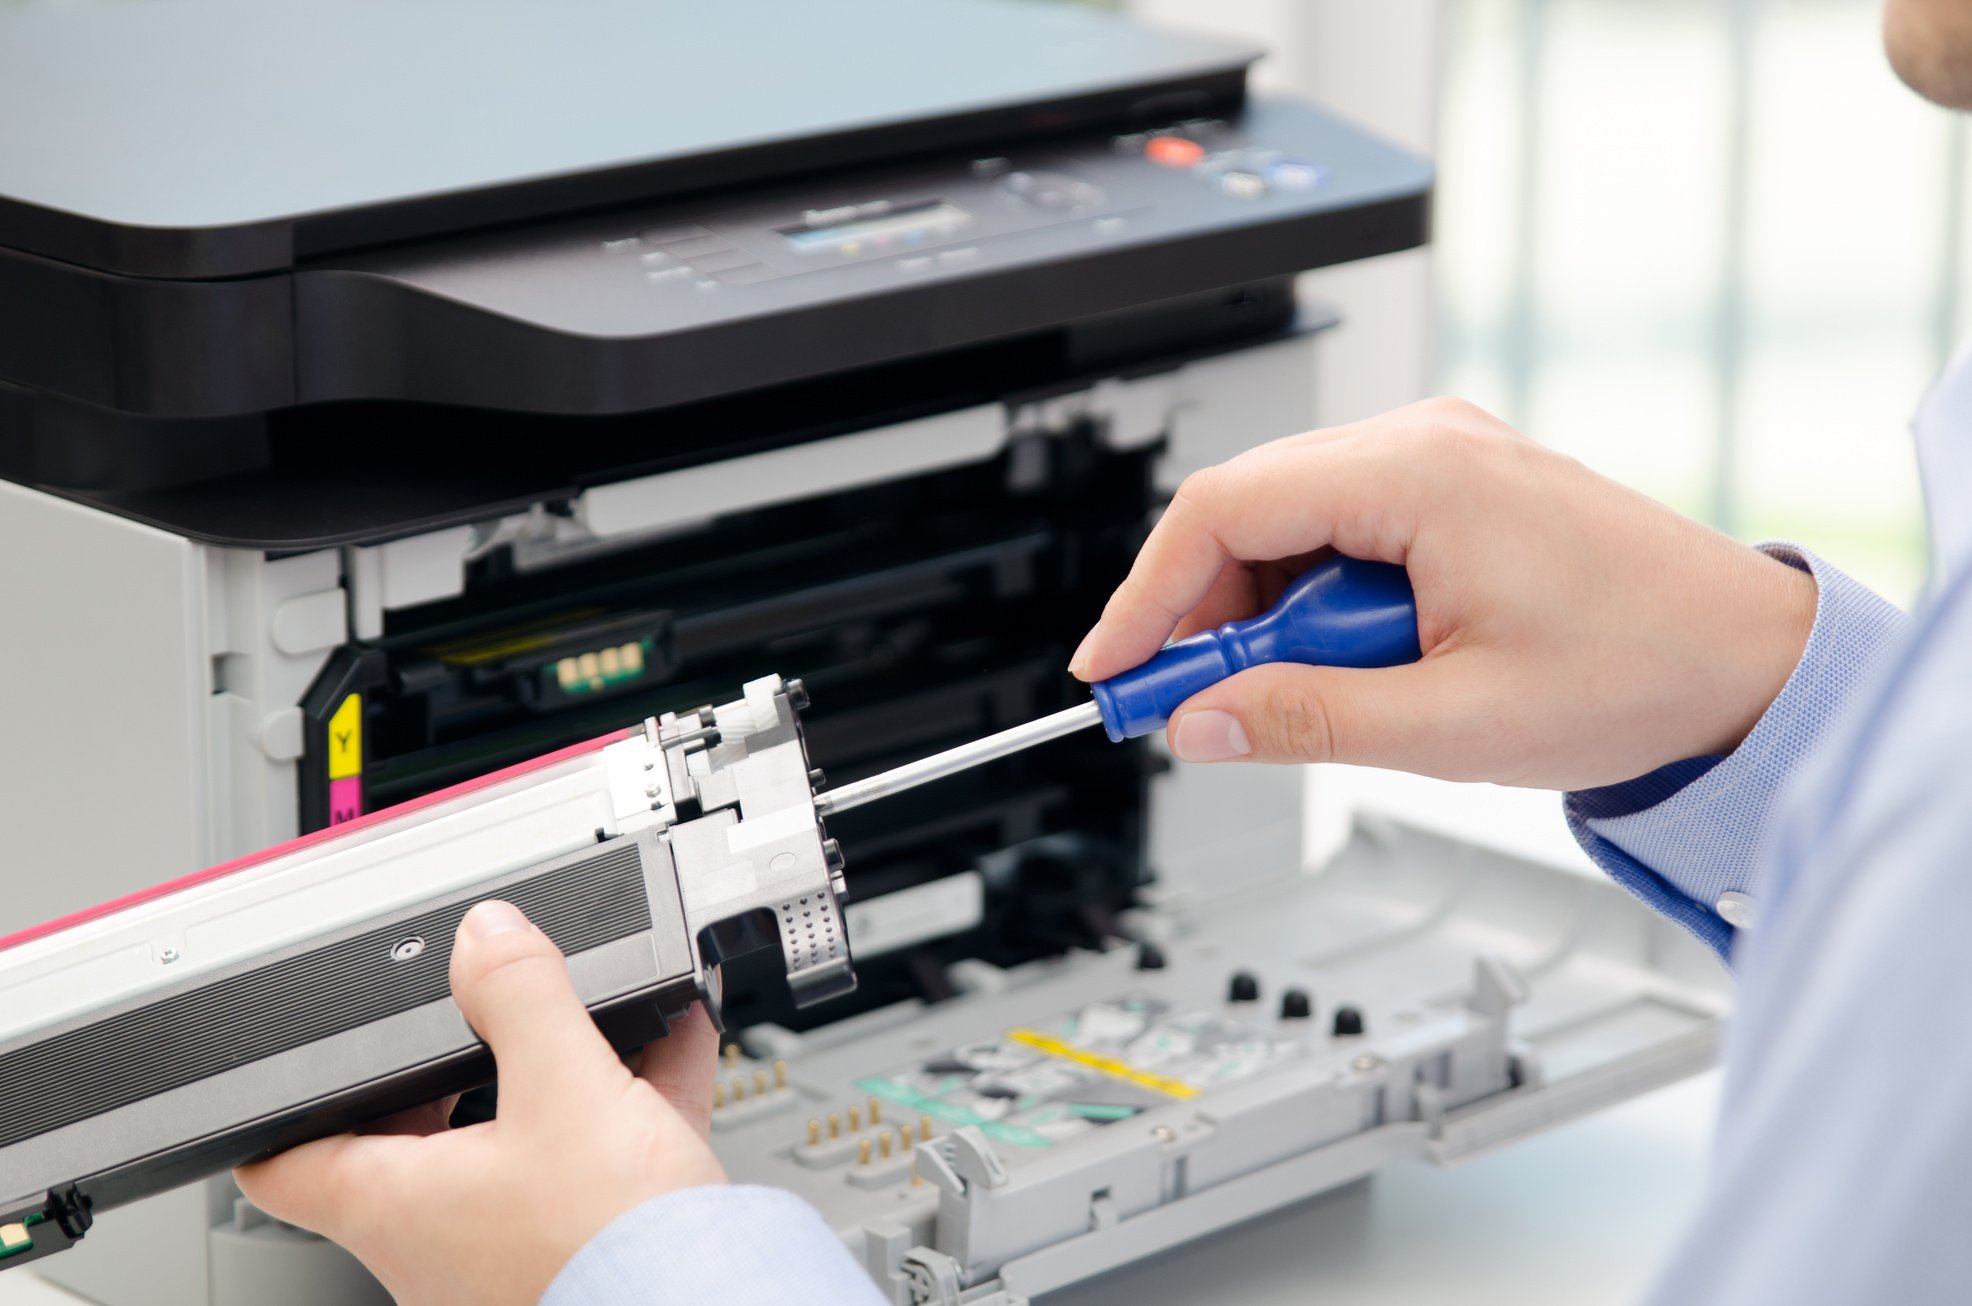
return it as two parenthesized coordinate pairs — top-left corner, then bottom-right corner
(0, 0), (1258, 279)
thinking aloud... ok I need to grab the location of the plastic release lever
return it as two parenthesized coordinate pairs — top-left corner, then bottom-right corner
(1088, 555), (1421, 742)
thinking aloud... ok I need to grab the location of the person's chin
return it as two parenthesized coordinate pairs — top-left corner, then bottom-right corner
(1885, 0), (1972, 110)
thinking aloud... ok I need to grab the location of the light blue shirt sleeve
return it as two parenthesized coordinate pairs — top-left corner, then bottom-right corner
(1639, 540), (1972, 1304)
(1562, 544), (1909, 959)
(541, 1185), (887, 1306)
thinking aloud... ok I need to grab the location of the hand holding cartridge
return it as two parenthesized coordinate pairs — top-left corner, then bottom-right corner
(236, 902), (728, 1306)
(1069, 399), (1819, 789)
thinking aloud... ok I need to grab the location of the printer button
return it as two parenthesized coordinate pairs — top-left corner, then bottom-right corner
(662, 233), (740, 259)
(639, 222), (716, 245)
(689, 248), (760, 273)
(1214, 170), (1269, 200)
(1145, 136), (1205, 168)
(1267, 158), (1326, 191)
(999, 169), (1103, 211)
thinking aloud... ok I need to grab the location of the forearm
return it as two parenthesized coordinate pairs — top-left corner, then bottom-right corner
(1564, 544), (1909, 959)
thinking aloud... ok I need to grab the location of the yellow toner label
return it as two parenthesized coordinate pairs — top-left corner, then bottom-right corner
(1007, 1029), (1199, 1099)
(326, 693), (363, 780)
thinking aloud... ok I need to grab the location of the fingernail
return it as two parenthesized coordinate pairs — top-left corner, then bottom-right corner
(1173, 710), (1250, 762)
(1067, 628), (1098, 680)
(461, 900), (529, 941)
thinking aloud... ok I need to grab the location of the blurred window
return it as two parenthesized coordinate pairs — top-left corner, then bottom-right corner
(1439, 0), (1962, 603)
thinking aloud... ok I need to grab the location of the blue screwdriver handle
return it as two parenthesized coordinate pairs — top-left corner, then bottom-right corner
(1088, 556), (1421, 742)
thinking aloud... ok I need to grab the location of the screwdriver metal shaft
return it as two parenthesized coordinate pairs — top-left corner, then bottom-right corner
(813, 701), (1103, 817)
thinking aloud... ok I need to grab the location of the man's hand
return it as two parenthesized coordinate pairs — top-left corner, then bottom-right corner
(1069, 398), (1818, 791)
(236, 901), (726, 1306)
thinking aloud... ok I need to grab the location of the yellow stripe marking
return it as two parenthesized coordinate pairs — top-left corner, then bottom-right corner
(1007, 1029), (1198, 1099)
(326, 693), (363, 780)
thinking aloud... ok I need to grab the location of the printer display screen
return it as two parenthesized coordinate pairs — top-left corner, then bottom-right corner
(782, 200), (971, 254)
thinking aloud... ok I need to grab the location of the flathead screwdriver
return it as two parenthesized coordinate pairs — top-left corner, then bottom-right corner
(813, 555), (1420, 817)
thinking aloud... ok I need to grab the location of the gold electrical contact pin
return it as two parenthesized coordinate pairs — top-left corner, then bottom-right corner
(868, 1096), (882, 1125)
(857, 1138), (873, 1167)
(807, 1118), (821, 1147)
(724, 1043), (741, 1070)
(920, 1113), (934, 1141)
(901, 1123), (915, 1151)
(828, 1111), (842, 1139)
(732, 1075), (747, 1103)
(713, 1081), (726, 1110)
(774, 1059), (788, 1090)
(754, 1068), (768, 1096)
(847, 1105), (861, 1131)
(911, 1155), (924, 1187)
(878, 1131), (893, 1160)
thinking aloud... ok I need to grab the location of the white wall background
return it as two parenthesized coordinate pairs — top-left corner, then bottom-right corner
(1134, 0), (1963, 607)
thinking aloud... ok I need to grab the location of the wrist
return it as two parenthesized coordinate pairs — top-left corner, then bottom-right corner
(1699, 546), (1819, 757)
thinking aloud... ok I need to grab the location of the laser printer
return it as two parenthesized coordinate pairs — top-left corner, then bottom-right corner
(0, 1), (1729, 1302)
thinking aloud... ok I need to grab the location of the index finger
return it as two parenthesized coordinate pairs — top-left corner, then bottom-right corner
(235, 1131), (386, 1236)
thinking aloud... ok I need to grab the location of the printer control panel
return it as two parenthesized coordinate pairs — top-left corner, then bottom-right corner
(598, 117), (1324, 297)
(323, 97), (1424, 336)
(298, 96), (1428, 411)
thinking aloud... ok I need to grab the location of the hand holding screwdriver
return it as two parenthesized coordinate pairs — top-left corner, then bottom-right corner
(1068, 398), (1817, 788)
(814, 556), (1419, 815)
(819, 397), (1820, 810)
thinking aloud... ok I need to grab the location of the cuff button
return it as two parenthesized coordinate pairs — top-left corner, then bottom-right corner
(1716, 891), (1759, 930)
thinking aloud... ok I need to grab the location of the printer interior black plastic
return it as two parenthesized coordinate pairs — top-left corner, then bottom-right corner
(330, 452), (1153, 1034)
(193, 279), (1288, 1035)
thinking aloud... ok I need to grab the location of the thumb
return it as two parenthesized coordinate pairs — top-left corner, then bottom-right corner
(449, 901), (624, 1123)
(1166, 659), (1474, 772)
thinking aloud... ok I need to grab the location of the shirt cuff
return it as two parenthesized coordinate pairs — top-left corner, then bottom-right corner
(1563, 544), (1907, 960)
(541, 1184), (885, 1306)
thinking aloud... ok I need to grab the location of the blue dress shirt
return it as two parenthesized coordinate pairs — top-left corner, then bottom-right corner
(547, 353), (1972, 1303)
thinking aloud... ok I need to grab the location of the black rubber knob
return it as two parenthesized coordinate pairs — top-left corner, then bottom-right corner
(1135, 942), (1168, 971)
(1331, 1005), (1365, 1036)
(1228, 971), (1260, 1003)
(1279, 988), (1312, 1020)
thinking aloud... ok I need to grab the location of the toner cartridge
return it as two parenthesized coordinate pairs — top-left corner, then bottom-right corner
(0, 676), (851, 1270)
